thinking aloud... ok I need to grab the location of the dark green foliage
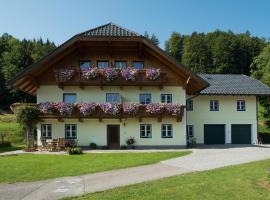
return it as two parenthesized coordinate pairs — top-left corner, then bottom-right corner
(89, 142), (97, 149)
(67, 147), (83, 155)
(258, 132), (270, 144)
(144, 31), (159, 46)
(0, 141), (11, 148)
(165, 32), (184, 63)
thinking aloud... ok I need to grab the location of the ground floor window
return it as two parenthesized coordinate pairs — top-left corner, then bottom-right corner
(41, 124), (52, 139)
(65, 124), (77, 139)
(187, 125), (194, 138)
(161, 124), (173, 138)
(140, 124), (152, 138)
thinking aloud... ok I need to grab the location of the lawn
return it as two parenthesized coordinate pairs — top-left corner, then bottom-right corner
(63, 159), (270, 200)
(0, 151), (190, 183)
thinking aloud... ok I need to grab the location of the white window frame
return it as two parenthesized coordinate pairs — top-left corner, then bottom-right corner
(41, 124), (52, 139)
(161, 94), (172, 103)
(65, 124), (77, 139)
(237, 100), (246, 111)
(106, 93), (120, 103)
(140, 124), (152, 138)
(187, 125), (194, 138)
(210, 100), (219, 111)
(161, 124), (173, 138)
(139, 93), (151, 104)
(186, 99), (193, 111)
(63, 93), (77, 103)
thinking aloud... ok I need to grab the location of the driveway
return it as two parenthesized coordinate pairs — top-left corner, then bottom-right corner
(1, 145), (270, 200)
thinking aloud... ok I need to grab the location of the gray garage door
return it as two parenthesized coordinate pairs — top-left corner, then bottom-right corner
(231, 124), (251, 144)
(204, 124), (225, 144)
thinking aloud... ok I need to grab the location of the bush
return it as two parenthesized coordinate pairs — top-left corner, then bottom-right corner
(89, 142), (97, 149)
(258, 132), (270, 144)
(126, 137), (135, 146)
(101, 145), (108, 150)
(66, 147), (83, 155)
(0, 141), (11, 148)
(120, 145), (127, 149)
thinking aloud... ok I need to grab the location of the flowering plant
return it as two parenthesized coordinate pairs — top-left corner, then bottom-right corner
(145, 103), (165, 114)
(145, 68), (161, 80)
(165, 104), (182, 115)
(54, 102), (73, 116)
(38, 102), (55, 114)
(100, 68), (118, 81)
(99, 103), (120, 116)
(81, 67), (99, 80)
(121, 68), (139, 81)
(123, 103), (140, 115)
(58, 68), (75, 81)
(75, 102), (96, 116)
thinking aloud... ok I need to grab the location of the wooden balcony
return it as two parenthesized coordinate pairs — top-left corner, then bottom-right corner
(54, 68), (167, 90)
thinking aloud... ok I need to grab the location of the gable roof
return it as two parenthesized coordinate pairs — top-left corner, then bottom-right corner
(79, 22), (141, 37)
(199, 74), (270, 96)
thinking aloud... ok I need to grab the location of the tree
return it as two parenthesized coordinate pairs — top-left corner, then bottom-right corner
(165, 32), (184, 62)
(16, 106), (40, 148)
(144, 31), (159, 46)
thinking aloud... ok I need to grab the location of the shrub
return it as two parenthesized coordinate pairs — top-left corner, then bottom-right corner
(89, 142), (97, 149)
(101, 145), (108, 150)
(120, 145), (127, 149)
(0, 141), (11, 148)
(66, 147), (83, 155)
(126, 137), (135, 146)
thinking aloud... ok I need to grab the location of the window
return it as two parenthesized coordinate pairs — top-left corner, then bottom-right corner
(186, 100), (193, 111)
(106, 93), (120, 103)
(65, 124), (77, 139)
(97, 60), (109, 68)
(115, 61), (127, 69)
(41, 124), (52, 139)
(210, 100), (219, 111)
(161, 94), (172, 103)
(186, 125), (194, 138)
(132, 61), (144, 70)
(63, 93), (77, 103)
(237, 100), (246, 111)
(79, 60), (91, 69)
(161, 124), (173, 138)
(140, 124), (152, 138)
(139, 93), (151, 104)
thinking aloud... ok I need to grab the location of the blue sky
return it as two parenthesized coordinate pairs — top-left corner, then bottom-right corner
(0, 0), (269, 48)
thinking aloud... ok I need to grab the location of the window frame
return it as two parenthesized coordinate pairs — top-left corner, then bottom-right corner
(139, 93), (152, 104)
(237, 100), (246, 111)
(210, 100), (219, 111)
(97, 60), (109, 68)
(186, 125), (194, 138)
(161, 124), (173, 138)
(65, 124), (77, 139)
(132, 61), (144, 70)
(41, 124), (52, 139)
(115, 60), (127, 69)
(63, 93), (77, 103)
(106, 93), (121, 103)
(161, 94), (172, 103)
(79, 60), (92, 69)
(140, 124), (152, 138)
(186, 99), (193, 111)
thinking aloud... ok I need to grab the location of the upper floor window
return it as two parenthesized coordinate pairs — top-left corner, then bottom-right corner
(79, 60), (91, 69)
(161, 124), (173, 138)
(161, 94), (172, 103)
(63, 93), (77, 103)
(140, 93), (151, 104)
(106, 93), (120, 103)
(97, 60), (109, 68)
(140, 124), (152, 138)
(115, 61), (127, 69)
(186, 100), (193, 111)
(210, 100), (219, 111)
(132, 61), (144, 70)
(237, 100), (246, 111)
(41, 124), (52, 139)
(65, 124), (77, 139)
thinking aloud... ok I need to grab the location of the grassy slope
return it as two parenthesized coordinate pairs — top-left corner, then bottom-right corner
(64, 159), (270, 200)
(0, 151), (190, 183)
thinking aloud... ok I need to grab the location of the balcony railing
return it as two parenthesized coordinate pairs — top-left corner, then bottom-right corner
(54, 67), (167, 89)
(11, 102), (185, 122)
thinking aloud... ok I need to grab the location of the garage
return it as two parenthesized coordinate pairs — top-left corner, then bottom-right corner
(204, 124), (225, 144)
(231, 124), (251, 144)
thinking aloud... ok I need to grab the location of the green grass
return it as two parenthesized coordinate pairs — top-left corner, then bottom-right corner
(0, 144), (24, 153)
(63, 160), (270, 200)
(0, 151), (190, 183)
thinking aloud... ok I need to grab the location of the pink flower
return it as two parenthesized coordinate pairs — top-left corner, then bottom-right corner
(54, 102), (73, 116)
(145, 68), (160, 80)
(81, 67), (99, 80)
(75, 102), (96, 116)
(38, 102), (55, 114)
(165, 104), (182, 115)
(58, 69), (75, 81)
(99, 103), (120, 116)
(145, 103), (165, 114)
(123, 103), (140, 115)
(121, 68), (139, 81)
(100, 68), (118, 81)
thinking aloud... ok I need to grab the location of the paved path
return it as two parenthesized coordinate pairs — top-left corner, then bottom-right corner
(1, 145), (270, 200)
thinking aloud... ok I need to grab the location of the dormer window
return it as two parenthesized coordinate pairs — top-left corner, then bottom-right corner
(97, 60), (109, 68)
(115, 61), (127, 69)
(133, 61), (144, 70)
(80, 61), (91, 69)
